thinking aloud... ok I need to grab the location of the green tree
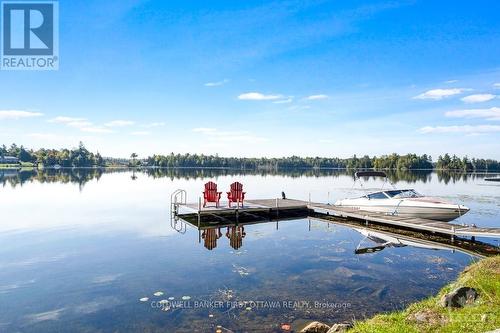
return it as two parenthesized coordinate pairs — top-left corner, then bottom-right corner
(130, 153), (138, 167)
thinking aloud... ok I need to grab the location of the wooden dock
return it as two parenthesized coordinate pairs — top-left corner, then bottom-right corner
(178, 198), (308, 214)
(173, 198), (500, 239)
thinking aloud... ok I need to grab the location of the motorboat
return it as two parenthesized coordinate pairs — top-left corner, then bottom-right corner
(334, 171), (469, 222)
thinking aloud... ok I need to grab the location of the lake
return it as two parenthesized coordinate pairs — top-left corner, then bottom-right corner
(0, 168), (499, 332)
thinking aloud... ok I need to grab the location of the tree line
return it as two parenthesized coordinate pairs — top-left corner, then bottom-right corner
(2, 143), (499, 171)
(1, 142), (104, 167)
(144, 152), (499, 171)
(435, 154), (500, 171)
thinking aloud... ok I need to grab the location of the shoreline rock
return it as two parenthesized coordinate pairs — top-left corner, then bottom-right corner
(299, 321), (330, 333)
(439, 286), (478, 308)
(299, 321), (353, 333)
(327, 322), (353, 333)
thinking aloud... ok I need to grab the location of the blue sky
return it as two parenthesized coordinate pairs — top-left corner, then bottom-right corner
(1, 0), (500, 158)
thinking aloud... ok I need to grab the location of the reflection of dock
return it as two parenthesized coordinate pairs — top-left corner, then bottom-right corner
(309, 217), (497, 259)
(172, 196), (500, 239)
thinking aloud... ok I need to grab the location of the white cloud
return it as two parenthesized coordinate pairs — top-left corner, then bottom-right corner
(445, 107), (500, 120)
(27, 133), (59, 140)
(142, 122), (165, 128)
(460, 94), (496, 103)
(68, 121), (93, 128)
(305, 94), (329, 100)
(273, 97), (293, 104)
(92, 274), (122, 284)
(192, 127), (267, 143)
(26, 309), (65, 323)
(319, 139), (334, 143)
(0, 110), (43, 120)
(238, 92), (283, 100)
(104, 120), (135, 127)
(445, 79), (458, 84)
(413, 88), (470, 100)
(49, 116), (84, 123)
(131, 131), (150, 136)
(494, 83), (500, 89)
(288, 105), (311, 111)
(80, 127), (114, 134)
(420, 125), (500, 134)
(192, 127), (217, 134)
(204, 79), (229, 87)
(49, 116), (92, 128)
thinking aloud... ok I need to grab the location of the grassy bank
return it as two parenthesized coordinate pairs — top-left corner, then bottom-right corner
(351, 256), (500, 333)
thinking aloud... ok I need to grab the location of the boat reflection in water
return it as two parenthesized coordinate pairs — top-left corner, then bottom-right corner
(353, 227), (461, 255)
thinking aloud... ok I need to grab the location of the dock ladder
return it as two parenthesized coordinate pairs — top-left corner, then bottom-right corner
(170, 189), (187, 233)
(171, 189), (187, 215)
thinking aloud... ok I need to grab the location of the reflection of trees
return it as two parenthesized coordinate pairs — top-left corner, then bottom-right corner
(0, 168), (109, 189)
(385, 170), (432, 183)
(142, 167), (352, 180)
(435, 170), (489, 185)
(0, 168), (489, 189)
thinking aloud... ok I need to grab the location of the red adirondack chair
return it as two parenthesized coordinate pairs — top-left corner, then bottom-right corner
(203, 181), (222, 207)
(227, 182), (246, 207)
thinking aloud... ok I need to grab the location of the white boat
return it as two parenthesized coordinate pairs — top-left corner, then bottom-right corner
(334, 171), (469, 222)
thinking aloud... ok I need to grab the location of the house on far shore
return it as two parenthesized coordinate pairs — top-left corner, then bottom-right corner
(0, 156), (20, 164)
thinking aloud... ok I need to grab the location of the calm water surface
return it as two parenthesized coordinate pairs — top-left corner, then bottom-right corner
(0, 169), (499, 332)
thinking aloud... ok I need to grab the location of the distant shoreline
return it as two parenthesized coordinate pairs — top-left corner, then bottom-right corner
(1, 165), (500, 173)
(3, 143), (500, 171)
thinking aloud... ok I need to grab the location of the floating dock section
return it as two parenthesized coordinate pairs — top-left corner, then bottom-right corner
(172, 194), (500, 239)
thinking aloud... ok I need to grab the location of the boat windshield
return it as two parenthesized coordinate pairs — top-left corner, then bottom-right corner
(384, 189), (422, 198)
(366, 192), (389, 200)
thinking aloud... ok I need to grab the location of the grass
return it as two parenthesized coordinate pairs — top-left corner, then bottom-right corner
(350, 256), (500, 333)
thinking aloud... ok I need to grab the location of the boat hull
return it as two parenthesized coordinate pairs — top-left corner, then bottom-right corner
(334, 198), (469, 222)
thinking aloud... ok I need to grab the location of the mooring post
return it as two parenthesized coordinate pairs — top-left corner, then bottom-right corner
(275, 198), (279, 219)
(198, 197), (201, 228)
